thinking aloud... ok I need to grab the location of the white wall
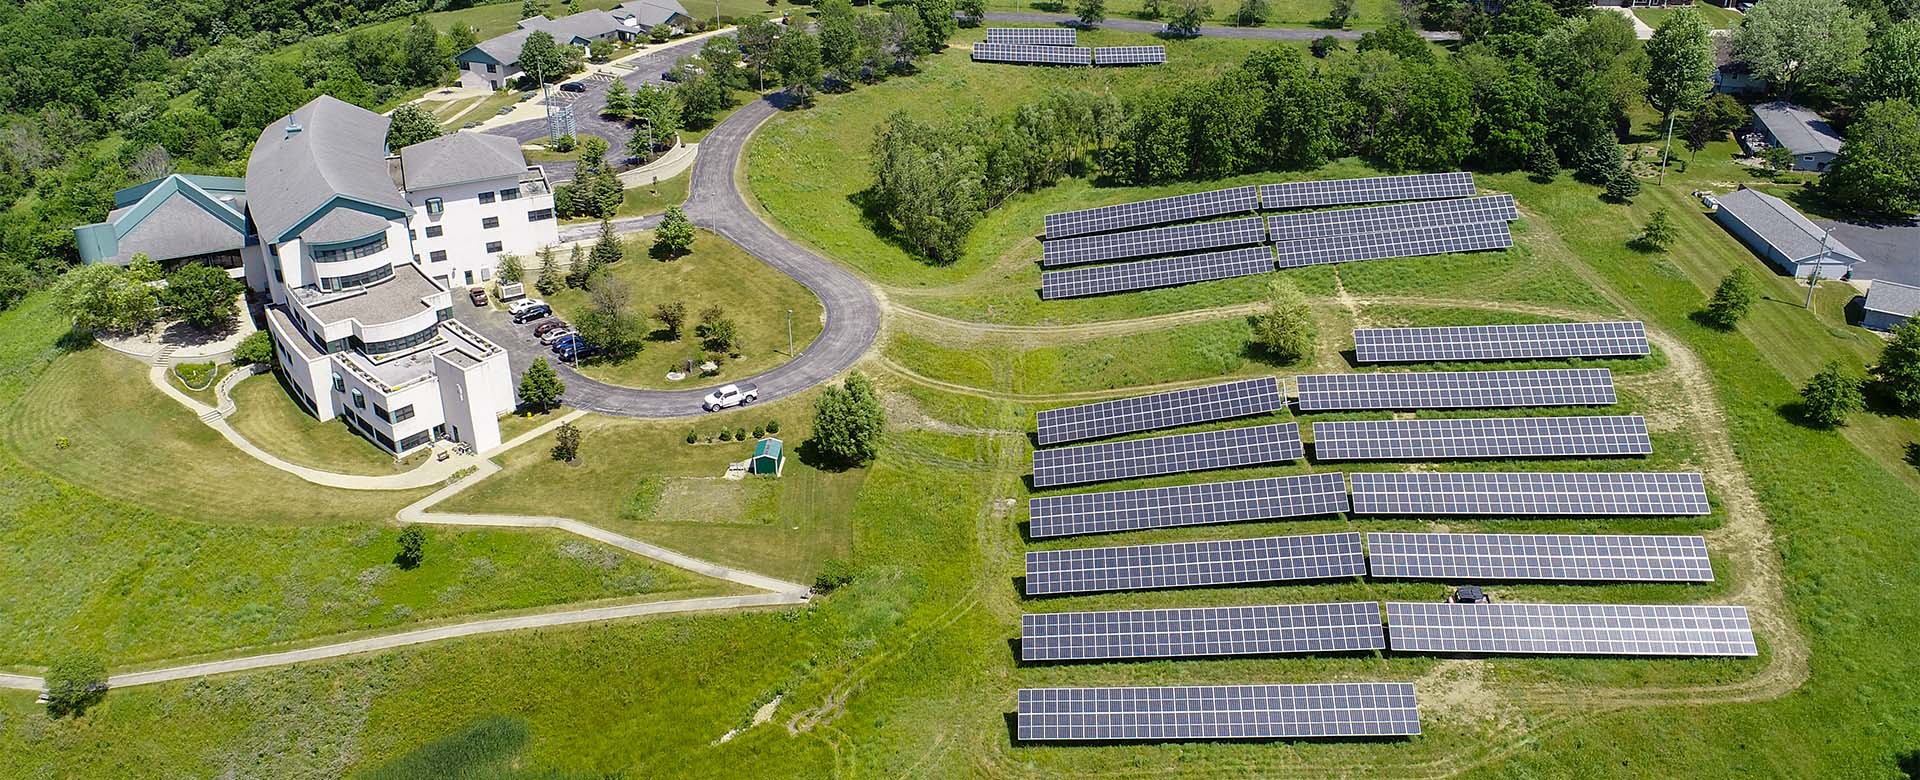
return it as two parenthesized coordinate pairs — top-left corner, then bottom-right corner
(407, 176), (558, 289)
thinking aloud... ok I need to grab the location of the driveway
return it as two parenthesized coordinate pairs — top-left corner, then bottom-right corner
(979, 11), (1460, 40)
(1817, 217), (1920, 287)
(493, 33), (728, 171)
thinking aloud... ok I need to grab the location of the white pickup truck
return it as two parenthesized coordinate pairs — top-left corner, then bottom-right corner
(701, 383), (759, 411)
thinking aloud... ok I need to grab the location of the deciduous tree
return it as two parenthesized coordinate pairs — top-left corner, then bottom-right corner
(1816, 99), (1920, 218)
(1732, 0), (1870, 97)
(518, 30), (568, 84)
(1860, 20), (1920, 103)
(1167, 0), (1213, 36)
(395, 525), (427, 569)
(1631, 207), (1678, 251)
(162, 262), (243, 329)
(654, 205), (696, 258)
(1251, 278), (1315, 364)
(1872, 320), (1920, 412)
(809, 372), (884, 466)
(234, 331), (275, 366)
(1078, 0), (1108, 27)
(54, 264), (158, 334)
(552, 421), (583, 462)
(1703, 268), (1757, 329)
(43, 653), (106, 718)
(385, 104), (442, 150)
(654, 300), (688, 338)
(772, 29), (824, 103)
(1800, 360), (1865, 427)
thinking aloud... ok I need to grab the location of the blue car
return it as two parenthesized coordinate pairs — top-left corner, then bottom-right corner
(552, 335), (598, 361)
(549, 334), (585, 353)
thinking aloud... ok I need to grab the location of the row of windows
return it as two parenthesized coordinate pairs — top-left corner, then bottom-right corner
(360, 320), (444, 356)
(311, 234), (389, 263)
(318, 262), (394, 292)
(399, 430), (433, 451)
(476, 187), (520, 204)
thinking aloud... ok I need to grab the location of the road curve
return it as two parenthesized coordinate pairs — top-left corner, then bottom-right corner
(980, 12), (1460, 41)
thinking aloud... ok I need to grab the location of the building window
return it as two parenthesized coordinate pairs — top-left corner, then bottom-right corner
(482, 216), (500, 229)
(351, 388), (365, 409)
(326, 337), (351, 354)
(485, 241), (503, 253)
(487, 63), (498, 73)
(430, 250), (448, 263)
(394, 405), (417, 422)
(499, 187), (521, 201)
(426, 197), (444, 215)
(311, 234), (388, 263)
(478, 191), (496, 204)
(436, 307), (453, 322)
(373, 404), (391, 423)
(408, 230), (416, 240)
(375, 430), (396, 451)
(332, 373), (345, 393)
(425, 225), (444, 238)
(400, 430), (432, 451)
(527, 208), (555, 221)
(358, 322), (441, 355)
(317, 263), (395, 291)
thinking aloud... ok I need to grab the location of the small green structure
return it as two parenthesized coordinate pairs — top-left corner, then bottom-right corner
(749, 437), (785, 476)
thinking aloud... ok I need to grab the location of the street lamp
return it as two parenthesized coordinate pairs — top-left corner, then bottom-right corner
(786, 308), (794, 356)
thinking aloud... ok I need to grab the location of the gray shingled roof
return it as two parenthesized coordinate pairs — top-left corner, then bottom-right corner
(614, 0), (691, 27)
(400, 132), (529, 191)
(520, 10), (627, 43)
(1752, 102), (1843, 157)
(1715, 188), (1865, 265)
(1866, 280), (1920, 317)
(111, 195), (248, 263)
(246, 95), (412, 244)
(465, 27), (534, 66)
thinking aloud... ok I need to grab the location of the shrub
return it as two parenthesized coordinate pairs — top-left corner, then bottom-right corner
(753, 425), (765, 438)
(686, 429), (698, 444)
(44, 653), (107, 718)
(813, 557), (856, 593)
(766, 419), (780, 434)
(1799, 360), (1864, 427)
(719, 429), (732, 441)
(233, 330), (274, 365)
(734, 427), (746, 441)
(395, 525), (427, 569)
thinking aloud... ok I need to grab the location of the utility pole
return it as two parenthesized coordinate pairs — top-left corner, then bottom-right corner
(1659, 111), (1676, 185)
(1805, 229), (1833, 309)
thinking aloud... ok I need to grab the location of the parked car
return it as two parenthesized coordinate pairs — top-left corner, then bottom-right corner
(556, 341), (599, 362)
(559, 81), (587, 93)
(468, 287), (488, 307)
(702, 383), (759, 411)
(507, 297), (543, 314)
(539, 326), (579, 346)
(549, 333), (587, 353)
(532, 319), (570, 338)
(511, 303), (552, 323)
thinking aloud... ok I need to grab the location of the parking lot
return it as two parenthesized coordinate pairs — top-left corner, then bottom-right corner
(1818, 217), (1920, 287)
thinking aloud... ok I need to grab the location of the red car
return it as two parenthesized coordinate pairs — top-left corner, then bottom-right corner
(468, 287), (488, 307)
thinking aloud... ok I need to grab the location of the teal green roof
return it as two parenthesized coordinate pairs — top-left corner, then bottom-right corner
(76, 174), (250, 264)
(753, 438), (783, 459)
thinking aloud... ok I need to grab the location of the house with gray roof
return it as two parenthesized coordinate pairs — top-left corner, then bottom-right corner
(612, 0), (695, 33)
(1710, 187), (1866, 280)
(1863, 280), (1920, 331)
(72, 174), (259, 278)
(454, 28), (536, 90)
(1748, 102), (1844, 172)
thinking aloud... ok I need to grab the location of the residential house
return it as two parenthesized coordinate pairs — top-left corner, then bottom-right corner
(1747, 102), (1844, 172)
(1709, 187), (1866, 279)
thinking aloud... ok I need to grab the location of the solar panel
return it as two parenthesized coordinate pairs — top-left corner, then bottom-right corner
(1258, 172), (1477, 211)
(1272, 221), (1514, 269)
(1016, 683), (1421, 741)
(1020, 602), (1385, 662)
(1353, 321), (1652, 364)
(1384, 602), (1756, 656)
(1349, 471), (1710, 516)
(1309, 415), (1651, 461)
(1041, 245), (1274, 299)
(983, 27), (1078, 46)
(1093, 45), (1167, 65)
(1022, 532), (1364, 595)
(1367, 532), (1714, 582)
(1265, 195), (1518, 243)
(1293, 369), (1617, 411)
(971, 42), (1093, 65)
(1036, 376), (1284, 446)
(1028, 472), (1349, 539)
(1043, 216), (1268, 267)
(1032, 423), (1303, 488)
(1044, 186), (1261, 239)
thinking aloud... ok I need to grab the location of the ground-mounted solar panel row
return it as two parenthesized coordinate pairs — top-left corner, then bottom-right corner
(1310, 415), (1652, 461)
(971, 42), (1093, 65)
(1366, 532), (1714, 582)
(1383, 603), (1757, 656)
(1264, 195), (1519, 244)
(1258, 172), (1479, 211)
(1023, 532), (1364, 595)
(1092, 45), (1167, 65)
(1016, 683), (1422, 741)
(1040, 245), (1275, 299)
(1349, 471), (1710, 516)
(1293, 368), (1616, 412)
(1273, 220), (1515, 269)
(1031, 423), (1303, 488)
(1043, 186), (1262, 238)
(1042, 216), (1269, 267)
(1028, 472), (1349, 538)
(983, 27), (1079, 46)
(1353, 321), (1652, 363)
(1041, 173), (1477, 240)
(1020, 602), (1385, 661)
(1036, 377), (1284, 446)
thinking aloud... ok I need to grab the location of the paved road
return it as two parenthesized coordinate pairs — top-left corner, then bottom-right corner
(494, 34), (725, 171)
(1816, 217), (1920, 287)
(980, 11), (1460, 40)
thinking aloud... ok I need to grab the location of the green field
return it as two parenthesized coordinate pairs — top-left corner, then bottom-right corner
(1633, 3), (1746, 30)
(224, 372), (428, 475)
(978, 0), (1408, 29)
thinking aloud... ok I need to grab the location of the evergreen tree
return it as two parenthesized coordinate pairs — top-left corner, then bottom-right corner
(654, 206), (696, 258)
(1631, 208), (1678, 251)
(592, 219), (625, 267)
(1603, 165), (1641, 202)
(535, 246), (563, 295)
(565, 243), (592, 289)
(518, 357), (567, 412)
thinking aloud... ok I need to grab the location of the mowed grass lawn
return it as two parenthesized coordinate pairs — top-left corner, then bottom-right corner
(545, 229), (824, 389)
(977, 0), (1406, 28)
(225, 372), (426, 475)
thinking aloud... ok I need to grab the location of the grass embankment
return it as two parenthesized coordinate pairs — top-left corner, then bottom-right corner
(224, 372), (425, 475)
(543, 229), (824, 390)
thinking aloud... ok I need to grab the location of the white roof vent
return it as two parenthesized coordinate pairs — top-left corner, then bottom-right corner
(285, 120), (303, 138)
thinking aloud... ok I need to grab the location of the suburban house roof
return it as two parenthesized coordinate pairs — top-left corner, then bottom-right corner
(613, 0), (693, 28)
(1752, 102), (1844, 157)
(458, 27), (534, 67)
(399, 132), (529, 190)
(519, 9), (628, 44)
(1714, 187), (1866, 265)
(73, 173), (250, 264)
(1865, 280), (1920, 318)
(246, 95), (412, 244)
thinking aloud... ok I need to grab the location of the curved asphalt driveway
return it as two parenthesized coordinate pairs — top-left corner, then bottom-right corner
(465, 95), (882, 418)
(980, 11), (1459, 40)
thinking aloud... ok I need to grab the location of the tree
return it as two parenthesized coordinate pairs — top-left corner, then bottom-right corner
(126, 255), (164, 284)
(54, 264), (159, 334)
(1167, 0), (1212, 36)
(1860, 20), (1920, 103)
(737, 19), (782, 90)
(916, 0), (959, 53)
(1760, 144), (1795, 176)
(577, 275), (645, 361)
(654, 300), (688, 338)
(1816, 99), (1920, 218)
(626, 84), (682, 155)
(518, 30), (568, 85)
(1603, 166), (1642, 202)
(701, 36), (748, 92)
(1311, 35), (1340, 57)
(162, 263), (243, 329)
(1631, 207), (1679, 251)
(43, 653), (106, 718)
(1235, 0), (1270, 26)
(819, 0), (864, 80)
(233, 330), (274, 366)
(1326, 0), (1353, 27)
(809, 372), (884, 466)
(566, 243), (593, 289)
(402, 18), (447, 87)
(519, 357), (566, 412)
(498, 253), (525, 284)
(956, 0), (987, 24)
(386, 104), (442, 151)
(695, 305), (740, 352)
(593, 219), (625, 267)
(1077, 0), (1108, 27)
(1368, 62), (1476, 172)
(1731, 0), (1870, 97)
(869, 112), (984, 262)
(535, 246), (564, 296)
(1702, 268), (1757, 329)
(1800, 360), (1865, 427)
(603, 78), (630, 117)
(522, 0), (540, 18)
(552, 421), (583, 463)
(395, 525), (427, 569)
(1251, 278), (1315, 364)
(772, 30), (825, 104)
(1643, 8), (1715, 178)
(1142, 0), (1167, 17)
(1873, 320), (1920, 413)
(654, 206), (696, 258)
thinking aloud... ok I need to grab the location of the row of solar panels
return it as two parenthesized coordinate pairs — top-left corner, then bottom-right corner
(1028, 470), (1711, 538)
(1043, 172), (1478, 238)
(972, 42), (1167, 66)
(1017, 682), (1422, 741)
(1020, 600), (1756, 661)
(1024, 531), (1717, 595)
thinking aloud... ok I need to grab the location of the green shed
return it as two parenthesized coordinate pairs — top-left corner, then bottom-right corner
(750, 437), (785, 476)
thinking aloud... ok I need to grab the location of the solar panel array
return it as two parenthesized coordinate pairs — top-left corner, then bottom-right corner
(1367, 533), (1715, 582)
(984, 27), (1078, 46)
(1273, 221), (1515, 269)
(1043, 216), (1269, 267)
(1354, 321), (1652, 363)
(1265, 195), (1518, 244)
(1349, 471), (1710, 516)
(1023, 532), (1365, 595)
(1044, 186), (1260, 238)
(1032, 423), (1303, 488)
(1293, 369), (1617, 412)
(1020, 602), (1385, 661)
(1028, 472), (1349, 539)
(1041, 245), (1275, 299)
(1093, 45), (1167, 65)
(1258, 173), (1477, 211)
(1384, 602), (1757, 656)
(971, 42), (1093, 65)
(1017, 683), (1422, 741)
(1311, 415), (1651, 461)
(1036, 377), (1284, 446)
